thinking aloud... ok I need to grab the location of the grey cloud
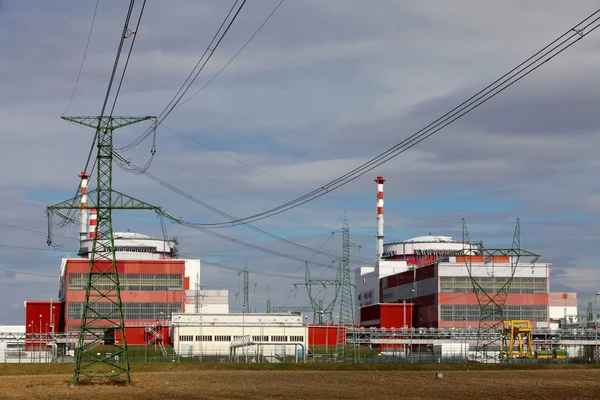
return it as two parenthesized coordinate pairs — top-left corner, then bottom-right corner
(3, 1), (600, 322)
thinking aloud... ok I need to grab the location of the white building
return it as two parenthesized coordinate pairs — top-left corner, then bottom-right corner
(171, 313), (308, 360)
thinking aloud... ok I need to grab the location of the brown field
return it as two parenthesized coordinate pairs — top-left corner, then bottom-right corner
(1, 365), (600, 399)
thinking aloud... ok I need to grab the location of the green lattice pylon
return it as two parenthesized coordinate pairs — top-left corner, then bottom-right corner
(461, 218), (540, 363)
(48, 116), (155, 385)
(335, 213), (360, 363)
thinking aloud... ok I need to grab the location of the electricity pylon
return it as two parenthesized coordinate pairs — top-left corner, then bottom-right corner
(243, 267), (249, 313)
(336, 214), (360, 363)
(47, 116), (157, 385)
(461, 218), (540, 362)
(295, 261), (340, 325)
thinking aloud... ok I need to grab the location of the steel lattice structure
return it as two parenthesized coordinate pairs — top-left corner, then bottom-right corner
(47, 116), (156, 385)
(461, 218), (540, 362)
(295, 261), (340, 325)
(270, 306), (314, 313)
(336, 214), (359, 363)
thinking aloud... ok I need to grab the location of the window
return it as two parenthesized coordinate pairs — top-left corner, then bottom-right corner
(271, 335), (288, 342)
(68, 273), (183, 291)
(439, 277), (547, 294)
(195, 335), (212, 341)
(252, 335), (268, 342)
(214, 335), (232, 342)
(289, 336), (304, 342)
(67, 302), (181, 320)
(179, 335), (193, 342)
(439, 304), (547, 322)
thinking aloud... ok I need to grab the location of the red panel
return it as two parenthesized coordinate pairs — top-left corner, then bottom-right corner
(307, 326), (340, 346)
(360, 304), (414, 329)
(379, 303), (413, 329)
(64, 259), (186, 276)
(439, 293), (549, 306)
(25, 301), (63, 334)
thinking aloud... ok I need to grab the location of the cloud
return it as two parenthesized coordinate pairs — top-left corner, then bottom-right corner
(1, 0), (600, 322)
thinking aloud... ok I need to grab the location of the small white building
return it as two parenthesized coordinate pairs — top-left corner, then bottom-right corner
(171, 313), (308, 360)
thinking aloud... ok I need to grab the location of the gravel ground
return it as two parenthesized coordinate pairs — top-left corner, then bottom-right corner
(0, 369), (599, 400)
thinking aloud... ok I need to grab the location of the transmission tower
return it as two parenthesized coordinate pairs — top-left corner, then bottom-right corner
(335, 214), (359, 363)
(243, 267), (249, 313)
(461, 218), (540, 362)
(295, 261), (340, 325)
(47, 115), (156, 385)
(270, 306), (313, 313)
(194, 273), (204, 313)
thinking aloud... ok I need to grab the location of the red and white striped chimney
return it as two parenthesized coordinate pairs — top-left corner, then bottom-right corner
(79, 172), (89, 243)
(89, 208), (98, 239)
(375, 176), (385, 260)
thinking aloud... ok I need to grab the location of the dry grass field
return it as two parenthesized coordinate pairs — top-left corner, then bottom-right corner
(0, 365), (599, 399)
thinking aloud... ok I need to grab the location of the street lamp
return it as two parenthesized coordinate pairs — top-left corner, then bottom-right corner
(39, 314), (43, 363)
(595, 292), (600, 364)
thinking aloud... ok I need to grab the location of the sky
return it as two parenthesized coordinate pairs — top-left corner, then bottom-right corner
(1, 0), (600, 324)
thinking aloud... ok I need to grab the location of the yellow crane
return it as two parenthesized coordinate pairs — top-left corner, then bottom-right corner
(501, 320), (533, 359)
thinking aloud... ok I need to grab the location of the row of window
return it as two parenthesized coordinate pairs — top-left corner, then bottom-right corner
(439, 277), (547, 294)
(68, 273), (182, 291)
(439, 304), (548, 322)
(67, 302), (181, 320)
(357, 291), (374, 301)
(178, 335), (305, 342)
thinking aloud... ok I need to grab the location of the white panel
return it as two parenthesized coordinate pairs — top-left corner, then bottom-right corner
(437, 263), (548, 278)
(549, 306), (578, 320)
(378, 260), (409, 277)
(185, 259), (201, 291)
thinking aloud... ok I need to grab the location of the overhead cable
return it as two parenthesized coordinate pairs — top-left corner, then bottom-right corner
(115, 157), (371, 266)
(63, 0), (101, 115)
(116, 0), (248, 152)
(180, 10), (600, 227)
(62, 0), (147, 226)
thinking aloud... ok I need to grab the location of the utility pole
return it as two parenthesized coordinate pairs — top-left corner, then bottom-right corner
(47, 116), (157, 385)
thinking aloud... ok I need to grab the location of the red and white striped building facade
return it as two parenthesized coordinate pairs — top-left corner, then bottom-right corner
(355, 176), (574, 330)
(356, 237), (552, 329)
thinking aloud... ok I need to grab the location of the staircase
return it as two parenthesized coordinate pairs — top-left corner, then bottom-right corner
(146, 322), (168, 356)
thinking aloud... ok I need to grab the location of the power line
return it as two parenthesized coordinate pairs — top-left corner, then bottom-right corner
(0, 268), (56, 279)
(174, 0), (286, 110)
(63, 0), (100, 115)
(109, 0), (148, 117)
(0, 222), (77, 241)
(117, 0), (248, 153)
(62, 0), (147, 227)
(120, 161), (372, 266)
(181, 10), (600, 228)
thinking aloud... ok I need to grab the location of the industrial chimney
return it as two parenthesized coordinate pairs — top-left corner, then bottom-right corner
(79, 172), (89, 243)
(375, 176), (385, 260)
